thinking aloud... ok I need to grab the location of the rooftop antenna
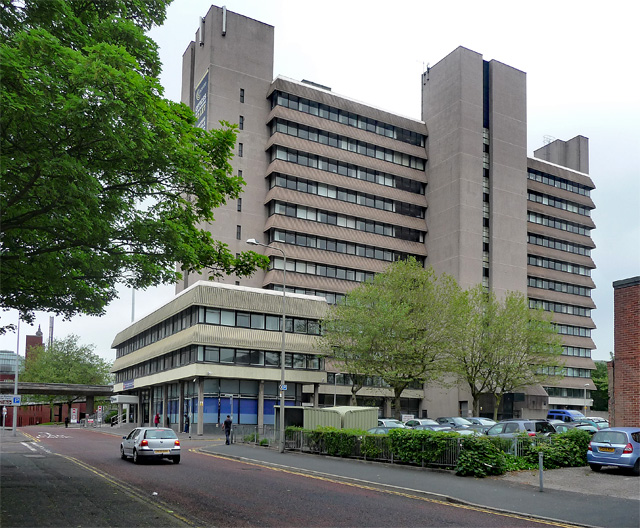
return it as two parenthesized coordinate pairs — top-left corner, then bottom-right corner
(543, 135), (556, 145)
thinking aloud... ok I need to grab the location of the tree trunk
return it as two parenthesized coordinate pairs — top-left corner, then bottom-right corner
(492, 393), (503, 421)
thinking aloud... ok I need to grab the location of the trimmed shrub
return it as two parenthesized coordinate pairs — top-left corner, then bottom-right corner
(455, 436), (507, 477)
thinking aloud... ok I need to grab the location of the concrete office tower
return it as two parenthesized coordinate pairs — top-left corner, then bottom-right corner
(163, 5), (597, 418)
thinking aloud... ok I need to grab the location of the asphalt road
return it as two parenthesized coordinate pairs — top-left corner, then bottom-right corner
(0, 426), (578, 528)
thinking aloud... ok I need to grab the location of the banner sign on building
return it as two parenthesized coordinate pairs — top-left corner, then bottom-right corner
(194, 70), (209, 130)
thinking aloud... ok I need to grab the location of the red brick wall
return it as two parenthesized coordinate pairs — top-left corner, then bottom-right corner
(611, 278), (640, 426)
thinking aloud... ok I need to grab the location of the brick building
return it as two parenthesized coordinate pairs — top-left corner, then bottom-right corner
(608, 276), (640, 426)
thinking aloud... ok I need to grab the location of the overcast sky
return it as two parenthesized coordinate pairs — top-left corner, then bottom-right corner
(3, 0), (638, 363)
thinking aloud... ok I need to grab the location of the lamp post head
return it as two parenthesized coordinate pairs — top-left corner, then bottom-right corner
(246, 238), (260, 246)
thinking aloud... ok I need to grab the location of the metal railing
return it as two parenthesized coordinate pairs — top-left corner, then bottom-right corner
(234, 429), (550, 468)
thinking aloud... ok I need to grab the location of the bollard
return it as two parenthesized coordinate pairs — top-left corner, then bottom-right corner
(539, 451), (544, 492)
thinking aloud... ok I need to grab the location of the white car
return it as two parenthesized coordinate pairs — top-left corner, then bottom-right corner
(377, 418), (406, 428)
(121, 427), (181, 464)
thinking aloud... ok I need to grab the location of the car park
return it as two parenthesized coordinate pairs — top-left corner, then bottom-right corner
(367, 426), (404, 435)
(573, 418), (609, 430)
(377, 418), (406, 428)
(553, 422), (598, 435)
(485, 419), (556, 438)
(121, 427), (181, 464)
(466, 417), (497, 432)
(436, 417), (475, 428)
(412, 424), (454, 432)
(404, 418), (440, 428)
(584, 417), (610, 429)
(546, 409), (585, 422)
(587, 427), (640, 475)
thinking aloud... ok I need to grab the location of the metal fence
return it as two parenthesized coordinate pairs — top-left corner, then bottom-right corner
(234, 429), (547, 468)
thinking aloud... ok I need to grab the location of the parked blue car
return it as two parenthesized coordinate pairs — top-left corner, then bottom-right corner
(587, 427), (640, 476)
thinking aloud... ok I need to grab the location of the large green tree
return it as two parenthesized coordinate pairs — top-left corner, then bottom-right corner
(590, 360), (609, 412)
(448, 287), (564, 417)
(0, 0), (268, 333)
(481, 293), (563, 420)
(21, 334), (113, 420)
(320, 258), (459, 418)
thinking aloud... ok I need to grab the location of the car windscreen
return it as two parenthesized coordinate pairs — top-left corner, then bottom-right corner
(534, 422), (555, 433)
(592, 431), (628, 445)
(145, 430), (177, 440)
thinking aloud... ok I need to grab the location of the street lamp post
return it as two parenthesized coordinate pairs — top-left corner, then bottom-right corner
(247, 238), (287, 453)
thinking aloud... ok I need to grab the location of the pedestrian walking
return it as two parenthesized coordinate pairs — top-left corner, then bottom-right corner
(223, 415), (232, 444)
(64, 416), (69, 428)
(154, 412), (160, 427)
(184, 414), (190, 434)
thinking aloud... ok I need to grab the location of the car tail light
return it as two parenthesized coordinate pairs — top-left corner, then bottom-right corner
(528, 432), (536, 436)
(140, 439), (148, 447)
(174, 440), (180, 446)
(623, 443), (633, 454)
(588, 442), (592, 451)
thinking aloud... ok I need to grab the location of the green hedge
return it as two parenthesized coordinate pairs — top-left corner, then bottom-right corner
(284, 426), (590, 477)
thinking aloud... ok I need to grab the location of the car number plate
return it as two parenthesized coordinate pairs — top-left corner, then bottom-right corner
(599, 447), (615, 453)
(154, 449), (170, 454)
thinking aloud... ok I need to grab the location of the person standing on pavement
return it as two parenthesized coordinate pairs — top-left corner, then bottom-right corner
(184, 414), (189, 434)
(223, 415), (232, 444)
(154, 412), (160, 427)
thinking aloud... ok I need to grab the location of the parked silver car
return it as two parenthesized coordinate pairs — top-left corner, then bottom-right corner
(121, 427), (181, 464)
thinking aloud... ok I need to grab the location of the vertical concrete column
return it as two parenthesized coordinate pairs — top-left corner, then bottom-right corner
(197, 378), (204, 436)
(86, 395), (95, 415)
(384, 398), (392, 418)
(179, 382), (185, 433)
(258, 380), (265, 429)
(148, 391), (154, 427)
(118, 403), (123, 424)
(162, 385), (169, 428)
(313, 383), (320, 408)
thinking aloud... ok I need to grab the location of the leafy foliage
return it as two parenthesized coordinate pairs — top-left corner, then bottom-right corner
(21, 334), (112, 385)
(523, 429), (591, 469)
(590, 361), (609, 411)
(388, 428), (460, 466)
(455, 437), (507, 477)
(321, 258), (459, 418)
(449, 289), (563, 419)
(0, 0), (268, 332)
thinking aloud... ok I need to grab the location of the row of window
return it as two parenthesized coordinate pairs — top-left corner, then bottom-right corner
(271, 229), (421, 264)
(528, 234), (591, 257)
(540, 366), (592, 378)
(545, 387), (591, 398)
(528, 276), (592, 297)
(271, 119), (426, 170)
(270, 201), (425, 243)
(528, 191), (591, 217)
(326, 372), (421, 390)
(271, 91), (426, 147)
(201, 307), (321, 335)
(556, 325), (591, 337)
(270, 173), (425, 218)
(270, 284), (346, 307)
(198, 346), (322, 370)
(529, 298), (591, 317)
(114, 345), (323, 383)
(562, 346), (592, 358)
(271, 256), (375, 284)
(115, 305), (323, 358)
(528, 169), (592, 197)
(271, 146), (425, 195)
(527, 255), (592, 277)
(528, 212), (591, 237)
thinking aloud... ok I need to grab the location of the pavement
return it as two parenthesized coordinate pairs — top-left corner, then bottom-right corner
(3, 425), (639, 527)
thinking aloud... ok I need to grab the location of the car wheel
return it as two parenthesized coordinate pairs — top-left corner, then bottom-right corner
(173, 456), (181, 464)
(133, 449), (140, 464)
(120, 445), (126, 460)
(589, 463), (601, 472)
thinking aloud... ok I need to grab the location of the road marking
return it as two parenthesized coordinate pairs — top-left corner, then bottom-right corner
(57, 454), (196, 526)
(192, 449), (577, 528)
(21, 442), (37, 452)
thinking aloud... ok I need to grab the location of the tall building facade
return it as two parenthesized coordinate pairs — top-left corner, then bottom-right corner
(112, 5), (597, 422)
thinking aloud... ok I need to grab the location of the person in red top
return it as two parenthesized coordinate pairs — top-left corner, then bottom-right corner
(154, 413), (160, 427)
